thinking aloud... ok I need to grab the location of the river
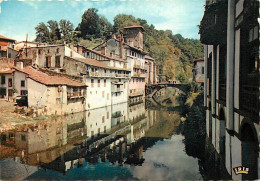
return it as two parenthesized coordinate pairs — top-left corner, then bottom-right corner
(0, 93), (235, 180)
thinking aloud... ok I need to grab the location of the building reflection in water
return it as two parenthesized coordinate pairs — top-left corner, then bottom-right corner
(0, 98), (259, 180)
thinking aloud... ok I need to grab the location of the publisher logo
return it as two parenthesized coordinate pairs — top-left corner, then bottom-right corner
(233, 166), (249, 175)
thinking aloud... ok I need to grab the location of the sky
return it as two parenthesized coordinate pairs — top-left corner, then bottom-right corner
(0, 0), (205, 41)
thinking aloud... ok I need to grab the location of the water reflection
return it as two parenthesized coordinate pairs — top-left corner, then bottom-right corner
(0, 96), (258, 180)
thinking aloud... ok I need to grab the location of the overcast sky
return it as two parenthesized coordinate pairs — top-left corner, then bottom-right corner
(0, 0), (205, 41)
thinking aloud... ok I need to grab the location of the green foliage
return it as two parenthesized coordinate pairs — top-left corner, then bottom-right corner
(79, 8), (101, 39)
(35, 22), (50, 43)
(47, 20), (61, 43)
(35, 9), (204, 82)
(35, 19), (75, 44)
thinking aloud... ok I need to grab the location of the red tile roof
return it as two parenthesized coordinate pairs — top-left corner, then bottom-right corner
(196, 78), (204, 83)
(66, 56), (130, 72)
(66, 56), (109, 69)
(123, 25), (145, 32)
(194, 57), (204, 62)
(14, 66), (86, 87)
(79, 46), (126, 63)
(0, 63), (14, 74)
(0, 35), (15, 42)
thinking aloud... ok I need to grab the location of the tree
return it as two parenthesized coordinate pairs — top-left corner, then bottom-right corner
(47, 20), (61, 43)
(99, 16), (113, 39)
(113, 14), (139, 33)
(59, 19), (74, 37)
(79, 8), (100, 38)
(35, 22), (50, 43)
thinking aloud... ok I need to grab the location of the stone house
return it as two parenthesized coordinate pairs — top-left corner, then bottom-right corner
(93, 26), (151, 100)
(0, 60), (14, 99)
(13, 66), (87, 115)
(0, 35), (16, 58)
(145, 55), (157, 85)
(192, 57), (204, 86)
(17, 44), (129, 110)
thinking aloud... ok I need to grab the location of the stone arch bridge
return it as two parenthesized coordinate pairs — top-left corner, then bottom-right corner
(145, 83), (189, 98)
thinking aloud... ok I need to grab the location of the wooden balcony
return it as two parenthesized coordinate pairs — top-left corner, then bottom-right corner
(199, 1), (228, 45)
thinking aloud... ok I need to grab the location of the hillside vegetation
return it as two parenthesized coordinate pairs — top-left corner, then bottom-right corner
(35, 8), (203, 83)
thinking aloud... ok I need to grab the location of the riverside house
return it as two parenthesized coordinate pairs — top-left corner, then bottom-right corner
(13, 65), (87, 115)
(93, 26), (153, 101)
(17, 44), (129, 110)
(200, 0), (259, 179)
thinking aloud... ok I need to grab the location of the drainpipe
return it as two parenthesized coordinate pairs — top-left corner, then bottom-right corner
(204, 45), (208, 107)
(211, 45), (217, 115)
(226, 0), (235, 131)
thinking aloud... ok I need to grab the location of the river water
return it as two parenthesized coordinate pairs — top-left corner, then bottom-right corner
(0, 95), (233, 180)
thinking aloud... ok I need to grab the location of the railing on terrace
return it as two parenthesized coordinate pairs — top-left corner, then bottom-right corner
(88, 72), (130, 78)
(133, 73), (146, 78)
(112, 87), (123, 93)
(129, 91), (144, 97)
(112, 112), (122, 118)
(67, 92), (84, 99)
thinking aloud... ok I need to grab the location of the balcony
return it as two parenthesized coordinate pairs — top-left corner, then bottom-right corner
(133, 73), (146, 78)
(88, 71), (130, 78)
(129, 90), (144, 97)
(112, 111), (122, 119)
(199, 1), (228, 45)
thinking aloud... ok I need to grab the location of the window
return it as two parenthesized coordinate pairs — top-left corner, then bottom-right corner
(1, 75), (5, 84)
(202, 67), (204, 74)
(104, 79), (106, 87)
(98, 80), (100, 87)
(38, 49), (41, 54)
(55, 56), (61, 68)
(91, 79), (94, 87)
(21, 135), (26, 141)
(46, 56), (51, 68)
(8, 78), (12, 87)
(87, 52), (90, 56)
(102, 116), (105, 123)
(21, 80), (25, 87)
(8, 53), (11, 58)
(107, 112), (109, 119)
(20, 90), (27, 96)
(56, 48), (59, 53)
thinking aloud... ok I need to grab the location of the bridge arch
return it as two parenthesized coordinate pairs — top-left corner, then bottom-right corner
(145, 83), (189, 98)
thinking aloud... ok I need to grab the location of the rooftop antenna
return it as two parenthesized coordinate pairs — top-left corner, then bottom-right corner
(25, 33), (28, 57)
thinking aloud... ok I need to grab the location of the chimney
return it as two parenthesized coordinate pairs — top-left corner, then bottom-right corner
(17, 62), (23, 69)
(77, 46), (83, 54)
(101, 46), (106, 55)
(119, 34), (123, 58)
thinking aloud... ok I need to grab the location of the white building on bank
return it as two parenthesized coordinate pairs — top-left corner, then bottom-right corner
(17, 44), (130, 110)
